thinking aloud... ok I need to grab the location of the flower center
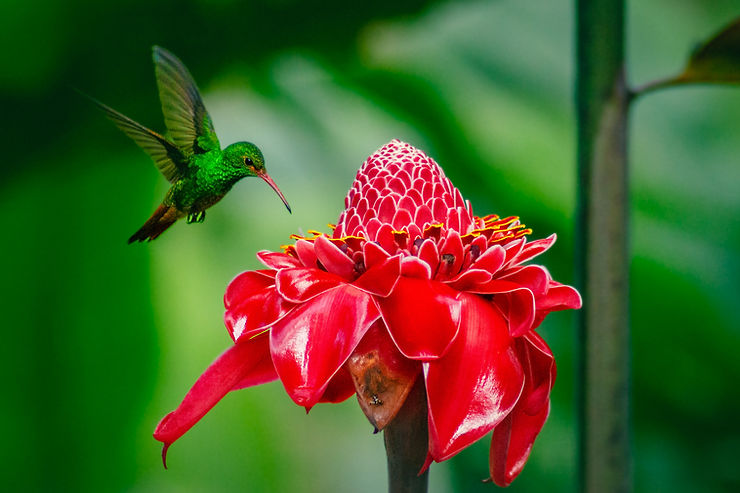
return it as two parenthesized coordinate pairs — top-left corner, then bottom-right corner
(282, 215), (531, 282)
(281, 140), (532, 281)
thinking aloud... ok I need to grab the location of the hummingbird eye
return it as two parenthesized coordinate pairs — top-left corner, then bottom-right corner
(244, 157), (254, 167)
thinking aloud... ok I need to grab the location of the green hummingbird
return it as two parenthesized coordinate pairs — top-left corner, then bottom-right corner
(87, 46), (291, 243)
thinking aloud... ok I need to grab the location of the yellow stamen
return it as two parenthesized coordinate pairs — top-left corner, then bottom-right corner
(249, 328), (271, 339)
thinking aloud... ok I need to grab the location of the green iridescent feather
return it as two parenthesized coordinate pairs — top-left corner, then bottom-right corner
(84, 46), (291, 243)
(153, 46), (221, 156)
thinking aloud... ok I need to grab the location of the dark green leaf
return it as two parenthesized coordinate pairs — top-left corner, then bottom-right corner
(680, 17), (740, 83)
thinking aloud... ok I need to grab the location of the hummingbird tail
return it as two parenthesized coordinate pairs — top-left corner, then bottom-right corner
(128, 204), (179, 243)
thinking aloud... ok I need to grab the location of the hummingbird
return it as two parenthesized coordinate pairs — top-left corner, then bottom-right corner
(86, 46), (291, 243)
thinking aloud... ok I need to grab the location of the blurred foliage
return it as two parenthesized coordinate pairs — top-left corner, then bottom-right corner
(1, 0), (739, 492)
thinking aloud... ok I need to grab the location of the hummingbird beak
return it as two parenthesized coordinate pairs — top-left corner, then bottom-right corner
(257, 171), (292, 213)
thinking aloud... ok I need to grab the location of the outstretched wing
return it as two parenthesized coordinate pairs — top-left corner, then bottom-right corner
(86, 94), (187, 183)
(153, 46), (220, 156)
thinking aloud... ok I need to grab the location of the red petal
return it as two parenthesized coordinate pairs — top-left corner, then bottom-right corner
(438, 231), (464, 278)
(419, 453), (435, 474)
(269, 285), (380, 407)
(538, 282), (582, 311)
(489, 399), (550, 487)
(470, 235), (487, 257)
(257, 250), (302, 269)
(519, 333), (555, 415)
(295, 239), (319, 269)
(392, 208), (413, 230)
(425, 294), (524, 461)
(398, 195), (415, 214)
(532, 282), (582, 329)
(275, 267), (344, 303)
(388, 177), (407, 195)
(407, 223), (422, 242)
(232, 344), (279, 390)
(342, 212), (360, 238)
(431, 197), (447, 222)
(318, 367), (356, 404)
(406, 188), (424, 207)
(414, 204), (433, 227)
(365, 217), (382, 240)
(473, 245), (506, 274)
(495, 289), (536, 338)
(376, 223), (397, 254)
(500, 265), (550, 297)
(400, 256), (432, 279)
(445, 268), (492, 291)
(363, 241), (391, 269)
(503, 239), (525, 265)
(377, 277), (461, 360)
(489, 331), (557, 485)
(510, 234), (556, 266)
(225, 286), (295, 341)
(466, 280), (536, 337)
(154, 334), (273, 465)
(353, 255), (401, 297)
(446, 207), (461, 232)
(417, 239), (440, 274)
(224, 271), (275, 309)
(314, 235), (355, 279)
(377, 195), (397, 224)
(466, 279), (523, 295)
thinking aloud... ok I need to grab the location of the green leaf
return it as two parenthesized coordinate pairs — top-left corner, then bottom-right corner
(680, 17), (740, 83)
(633, 17), (740, 98)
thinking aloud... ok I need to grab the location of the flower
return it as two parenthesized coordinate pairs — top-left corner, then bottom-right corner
(154, 139), (581, 486)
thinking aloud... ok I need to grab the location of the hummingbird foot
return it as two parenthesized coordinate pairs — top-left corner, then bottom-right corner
(187, 211), (206, 224)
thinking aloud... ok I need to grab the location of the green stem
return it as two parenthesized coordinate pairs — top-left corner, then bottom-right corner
(629, 75), (690, 101)
(383, 378), (429, 493)
(576, 1), (632, 493)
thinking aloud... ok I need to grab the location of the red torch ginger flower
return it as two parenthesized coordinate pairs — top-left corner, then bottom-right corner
(154, 139), (581, 486)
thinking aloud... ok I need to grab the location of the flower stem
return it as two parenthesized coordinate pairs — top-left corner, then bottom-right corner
(383, 377), (429, 493)
(575, 1), (632, 493)
(629, 75), (687, 100)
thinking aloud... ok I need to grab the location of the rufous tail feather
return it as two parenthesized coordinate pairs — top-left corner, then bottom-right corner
(129, 204), (179, 243)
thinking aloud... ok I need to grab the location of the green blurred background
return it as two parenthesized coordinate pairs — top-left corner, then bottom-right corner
(1, 0), (739, 491)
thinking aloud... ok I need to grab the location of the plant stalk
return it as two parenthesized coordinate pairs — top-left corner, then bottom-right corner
(383, 377), (429, 493)
(575, 1), (632, 492)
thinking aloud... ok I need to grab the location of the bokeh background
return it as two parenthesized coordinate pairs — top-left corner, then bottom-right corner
(2, 0), (739, 491)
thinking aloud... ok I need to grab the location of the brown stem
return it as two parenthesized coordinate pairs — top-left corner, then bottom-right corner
(383, 377), (429, 493)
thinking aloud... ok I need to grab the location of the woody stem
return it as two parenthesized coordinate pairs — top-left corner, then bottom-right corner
(383, 377), (429, 493)
(575, 0), (632, 492)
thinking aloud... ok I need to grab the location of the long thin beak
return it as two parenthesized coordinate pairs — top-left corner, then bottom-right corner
(257, 171), (292, 213)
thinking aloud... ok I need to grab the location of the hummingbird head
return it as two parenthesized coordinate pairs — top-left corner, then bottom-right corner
(223, 141), (266, 176)
(223, 142), (291, 213)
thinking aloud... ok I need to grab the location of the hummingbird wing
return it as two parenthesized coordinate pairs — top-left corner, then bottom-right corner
(86, 95), (187, 183)
(153, 46), (221, 157)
